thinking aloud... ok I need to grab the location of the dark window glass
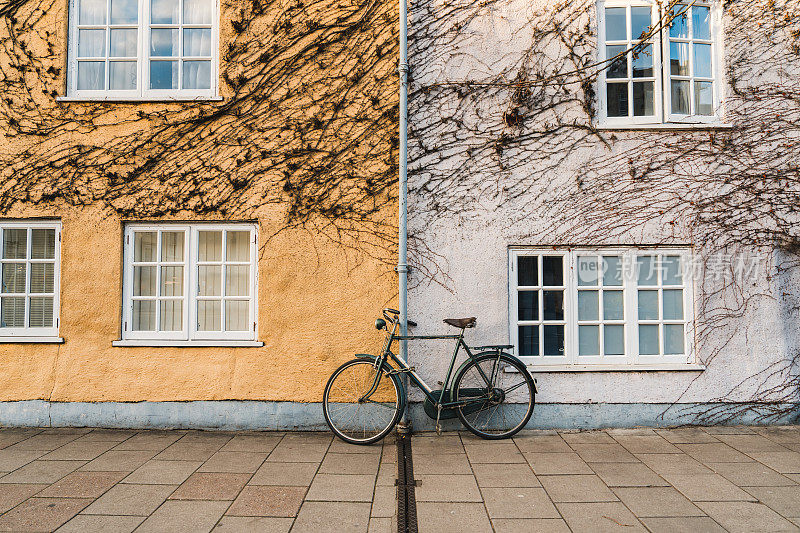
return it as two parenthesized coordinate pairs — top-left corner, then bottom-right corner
(518, 291), (539, 321)
(543, 325), (565, 356)
(542, 256), (563, 286)
(517, 256), (538, 286)
(543, 290), (564, 320)
(519, 325), (539, 356)
(607, 83), (628, 117)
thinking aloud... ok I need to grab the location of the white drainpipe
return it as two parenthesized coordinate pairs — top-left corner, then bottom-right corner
(397, 0), (410, 432)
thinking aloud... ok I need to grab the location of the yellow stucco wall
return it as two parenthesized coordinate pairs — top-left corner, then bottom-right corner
(0, 0), (399, 402)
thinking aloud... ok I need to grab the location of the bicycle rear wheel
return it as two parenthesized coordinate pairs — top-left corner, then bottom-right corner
(323, 358), (403, 445)
(453, 353), (535, 439)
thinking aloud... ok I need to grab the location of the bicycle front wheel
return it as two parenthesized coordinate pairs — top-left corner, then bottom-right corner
(322, 359), (403, 445)
(453, 353), (535, 439)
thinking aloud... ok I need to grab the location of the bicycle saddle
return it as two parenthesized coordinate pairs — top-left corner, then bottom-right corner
(443, 317), (476, 328)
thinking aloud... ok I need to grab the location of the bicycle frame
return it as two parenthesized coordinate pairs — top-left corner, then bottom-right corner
(362, 318), (502, 410)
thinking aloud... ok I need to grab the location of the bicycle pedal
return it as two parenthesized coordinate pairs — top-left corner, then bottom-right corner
(435, 423), (442, 435)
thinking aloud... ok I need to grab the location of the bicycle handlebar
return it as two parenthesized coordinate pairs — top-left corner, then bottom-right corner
(382, 308), (417, 327)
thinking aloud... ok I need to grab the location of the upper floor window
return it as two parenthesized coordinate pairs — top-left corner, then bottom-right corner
(121, 223), (257, 342)
(67, 0), (218, 99)
(509, 248), (695, 369)
(0, 222), (61, 340)
(598, 1), (721, 125)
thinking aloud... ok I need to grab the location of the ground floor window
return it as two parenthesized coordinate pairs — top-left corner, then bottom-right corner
(509, 247), (693, 368)
(122, 223), (258, 342)
(0, 221), (61, 339)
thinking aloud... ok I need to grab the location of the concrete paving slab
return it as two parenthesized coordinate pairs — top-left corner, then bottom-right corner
(589, 461), (668, 487)
(198, 452), (267, 473)
(135, 500), (230, 533)
(292, 501), (371, 533)
(71, 430), (137, 443)
(524, 452), (593, 475)
(319, 452), (380, 475)
(512, 435), (572, 453)
(55, 514), (145, 533)
(226, 486), (306, 517)
(0, 497), (92, 532)
(218, 435), (281, 453)
(122, 460), (202, 484)
(491, 518), (571, 532)
(612, 435), (681, 454)
(367, 516), (394, 533)
(266, 442), (330, 463)
(472, 463), (540, 488)
(370, 485), (396, 518)
(414, 474), (482, 502)
(38, 471), (126, 498)
(743, 485), (800, 517)
(677, 443), (753, 463)
(707, 461), (798, 486)
(613, 486), (705, 517)
(82, 483), (177, 516)
(638, 516), (727, 532)
(6, 434), (82, 451)
(560, 431), (616, 445)
(0, 460), (85, 484)
(416, 502), (492, 533)
(664, 473), (757, 502)
(154, 443), (223, 462)
(375, 463), (396, 486)
(327, 440), (383, 455)
(481, 487), (560, 519)
(636, 453), (714, 475)
(571, 443), (639, 463)
(249, 461), (320, 486)
(113, 433), (184, 451)
(305, 474), (376, 502)
(748, 451), (800, 473)
(556, 501), (646, 532)
(80, 450), (158, 472)
(411, 435), (465, 455)
(212, 516), (293, 532)
(539, 474), (619, 503)
(0, 483), (48, 513)
(41, 441), (118, 461)
(656, 428), (720, 444)
(463, 442), (525, 463)
(169, 472), (250, 500)
(412, 453), (472, 474)
(697, 501), (799, 532)
(0, 449), (48, 471)
(714, 434), (791, 453)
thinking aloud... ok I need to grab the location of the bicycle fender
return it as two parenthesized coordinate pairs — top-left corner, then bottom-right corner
(450, 351), (537, 400)
(353, 354), (408, 408)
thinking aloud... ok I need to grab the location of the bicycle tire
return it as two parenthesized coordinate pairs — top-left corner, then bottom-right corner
(453, 353), (536, 439)
(322, 358), (403, 445)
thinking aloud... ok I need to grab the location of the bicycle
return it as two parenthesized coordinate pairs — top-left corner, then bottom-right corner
(322, 308), (537, 444)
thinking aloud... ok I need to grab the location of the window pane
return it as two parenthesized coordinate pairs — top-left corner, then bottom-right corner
(110, 29), (137, 57)
(151, 0), (180, 24)
(182, 61), (211, 89)
(662, 256), (682, 284)
(517, 256), (538, 286)
(2, 264), (26, 293)
(693, 43), (712, 78)
(160, 266), (183, 296)
(518, 325), (539, 356)
(639, 325), (659, 355)
(159, 300), (182, 331)
(605, 7), (626, 41)
(638, 290), (659, 320)
(664, 324), (685, 354)
(577, 256), (598, 286)
(78, 29), (106, 57)
(197, 300), (221, 331)
(637, 256), (657, 285)
(132, 300), (156, 330)
(692, 6), (711, 40)
(150, 61), (178, 89)
(602, 256), (622, 286)
(633, 82), (654, 116)
(606, 45), (627, 78)
(184, 0), (212, 23)
(542, 256), (562, 286)
(30, 264), (55, 293)
(607, 83), (628, 117)
(133, 266), (156, 296)
(671, 80), (690, 114)
(226, 231), (250, 261)
(518, 291), (538, 321)
(77, 61), (105, 90)
(110, 61), (137, 90)
(151, 29), (179, 57)
(630, 6), (651, 40)
(670, 42), (690, 76)
(199, 231), (222, 261)
(579, 325), (599, 356)
(632, 44), (653, 77)
(225, 300), (248, 331)
(603, 290), (624, 320)
(198, 265), (221, 296)
(183, 29), (211, 56)
(543, 325), (564, 356)
(543, 291), (563, 320)
(695, 81), (714, 115)
(578, 290), (598, 321)
(3, 229), (27, 259)
(663, 290), (684, 320)
(669, 5), (688, 38)
(110, 0), (137, 23)
(1, 297), (25, 327)
(604, 325), (625, 355)
(134, 232), (157, 262)
(225, 265), (249, 296)
(79, 0), (107, 24)
(31, 229), (55, 259)
(29, 297), (54, 327)
(161, 231), (184, 261)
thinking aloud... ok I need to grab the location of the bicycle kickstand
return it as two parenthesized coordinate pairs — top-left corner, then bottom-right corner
(435, 404), (442, 435)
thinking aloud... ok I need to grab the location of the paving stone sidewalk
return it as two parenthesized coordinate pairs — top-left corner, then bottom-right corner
(0, 425), (799, 532)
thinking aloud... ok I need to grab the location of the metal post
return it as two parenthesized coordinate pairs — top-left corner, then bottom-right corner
(397, 0), (411, 433)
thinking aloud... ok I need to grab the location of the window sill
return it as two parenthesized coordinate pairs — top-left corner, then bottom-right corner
(112, 340), (263, 347)
(0, 337), (64, 344)
(56, 96), (224, 103)
(597, 123), (733, 131)
(524, 363), (706, 372)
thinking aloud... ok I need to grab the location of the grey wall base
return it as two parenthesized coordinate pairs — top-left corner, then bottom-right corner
(0, 400), (797, 430)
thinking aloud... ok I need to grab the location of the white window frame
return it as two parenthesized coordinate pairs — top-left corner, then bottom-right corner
(0, 221), (62, 341)
(508, 248), (697, 370)
(121, 223), (257, 343)
(66, 0), (219, 100)
(597, 0), (724, 126)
